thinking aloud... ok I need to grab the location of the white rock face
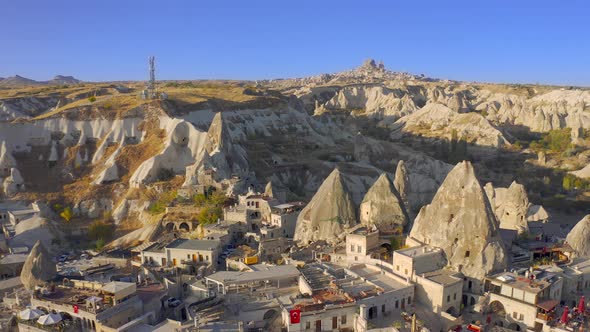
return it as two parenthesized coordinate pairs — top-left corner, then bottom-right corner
(570, 163), (590, 179)
(527, 205), (549, 222)
(565, 215), (590, 259)
(130, 119), (208, 187)
(409, 161), (508, 280)
(48, 140), (59, 162)
(359, 173), (408, 232)
(74, 198), (113, 219)
(394, 160), (411, 218)
(3, 168), (25, 197)
(485, 181), (530, 234)
(393, 103), (510, 148)
(294, 168), (356, 245)
(21, 241), (57, 290)
(323, 85), (418, 121)
(183, 112), (249, 191)
(0, 141), (17, 173)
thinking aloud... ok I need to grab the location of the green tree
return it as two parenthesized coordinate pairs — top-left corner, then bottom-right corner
(197, 206), (222, 225)
(95, 238), (106, 251)
(60, 207), (73, 222)
(88, 221), (114, 241)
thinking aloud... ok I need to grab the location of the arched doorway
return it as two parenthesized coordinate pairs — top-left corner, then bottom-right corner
(446, 306), (458, 316)
(179, 222), (190, 232)
(488, 301), (506, 317)
(263, 309), (277, 320)
(507, 323), (522, 331)
(165, 223), (175, 232)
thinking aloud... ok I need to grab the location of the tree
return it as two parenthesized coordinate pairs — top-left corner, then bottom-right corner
(197, 206), (222, 225)
(95, 238), (106, 251)
(88, 221), (114, 241)
(60, 207), (73, 222)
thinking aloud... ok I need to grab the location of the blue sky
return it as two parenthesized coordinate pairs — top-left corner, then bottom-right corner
(1, 0), (589, 86)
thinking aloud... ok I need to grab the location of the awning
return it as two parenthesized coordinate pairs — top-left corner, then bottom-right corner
(537, 299), (559, 311)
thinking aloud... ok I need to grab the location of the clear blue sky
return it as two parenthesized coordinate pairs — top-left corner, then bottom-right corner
(1, 0), (589, 86)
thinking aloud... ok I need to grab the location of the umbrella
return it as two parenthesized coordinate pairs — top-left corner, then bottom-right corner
(18, 308), (43, 320)
(561, 306), (569, 324)
(578, 296), (585, 313)
(37, 313), (62, 325)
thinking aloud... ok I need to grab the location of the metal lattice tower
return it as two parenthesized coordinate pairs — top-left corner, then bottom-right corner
(148, 56), (156, 99)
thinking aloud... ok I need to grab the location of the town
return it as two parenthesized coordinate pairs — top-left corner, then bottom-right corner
(1, 158), (589, 332)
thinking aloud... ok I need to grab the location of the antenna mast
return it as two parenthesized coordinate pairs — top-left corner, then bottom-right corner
(148, 56), (156, 99)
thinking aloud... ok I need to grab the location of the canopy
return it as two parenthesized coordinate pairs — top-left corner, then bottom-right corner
(560, 306), (569, 324)
(537, 299), (559, 311)
(18, 308), (43, 320)
(37, 313), (62, 325)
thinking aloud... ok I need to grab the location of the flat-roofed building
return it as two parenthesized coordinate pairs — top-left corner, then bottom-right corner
(484, 268), (564, 331)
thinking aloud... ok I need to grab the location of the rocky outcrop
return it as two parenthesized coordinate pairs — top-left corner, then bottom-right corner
(323, 86), (418, 121)
(0, 141), (17, 173)
(394, 160), (411, 218)
(294, 168), (356, 245)
(21, 241), (57, 290)
(485, 181), (530, 234)
(392, 103), (510, 148)
(409, 161), (508, 279)
(565, 215), (590, 259)
(130, 119), (209, 187)
(3, 168), (25, 197)
(527, 205), (549, 222)
(359, 173), (408, 232)
(570, 163), (590, 179)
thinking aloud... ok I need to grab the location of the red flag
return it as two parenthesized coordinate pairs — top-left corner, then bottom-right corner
(290, 309), (301, 324)
(73, 305), (79, 314)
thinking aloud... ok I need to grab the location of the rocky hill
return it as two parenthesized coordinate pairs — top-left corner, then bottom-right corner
(409, 161), (508, 279)
(0, 60), (588, 253)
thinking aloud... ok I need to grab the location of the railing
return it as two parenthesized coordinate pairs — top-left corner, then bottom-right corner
(536, 312), (554, 321)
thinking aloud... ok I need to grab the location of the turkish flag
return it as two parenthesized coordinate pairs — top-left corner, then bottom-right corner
(290, 309), (301, 324)
(73, 305), (79, 314)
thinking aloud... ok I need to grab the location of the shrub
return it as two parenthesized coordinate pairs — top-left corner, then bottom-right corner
(88, 96), (96, 103)
(88, 221), (114, 241)
(95, 238), (106, 251)
(60, 207), (73, 222)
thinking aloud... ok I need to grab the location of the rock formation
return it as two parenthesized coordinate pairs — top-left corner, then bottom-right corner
(527, 205), (549, 222)
(3, 168), (25, 197)
(294, 168), (356, 245)
(21, 241), (57, 290)
(571, 163), (590, 179)
(566, 215), (590, 259)
(0, 141), (16, 174)
(409, 161), (508, 279)
(485, 181), (530, 234)
(394, 160), (411, 219)
(359, 173), (408, 232)
(392, 103), (510, 148)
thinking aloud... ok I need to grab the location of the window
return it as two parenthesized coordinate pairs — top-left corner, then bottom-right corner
(357, 245), (362, 253)
(187, 254), (190, 259)
(453, 293), (456, 300)
(519, 313), (523, 320)
(355, 256), (358, 261)
(306, 322), (310, 330)
(408, 296), (411, 304)
(395, 300), (399, 308)
(396, 265), (400, 271)
(468, 280), (473, 289)
(341, 315), (347, 324)
(350, 244), (354, 252)
(332, 317), (337, 329)
(405, 269), (408, 275)
(382, 304), (386, 313)
(447, 295), (450, 303)
(513, 312), (518, 319)
(465, 251), (470, 258)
